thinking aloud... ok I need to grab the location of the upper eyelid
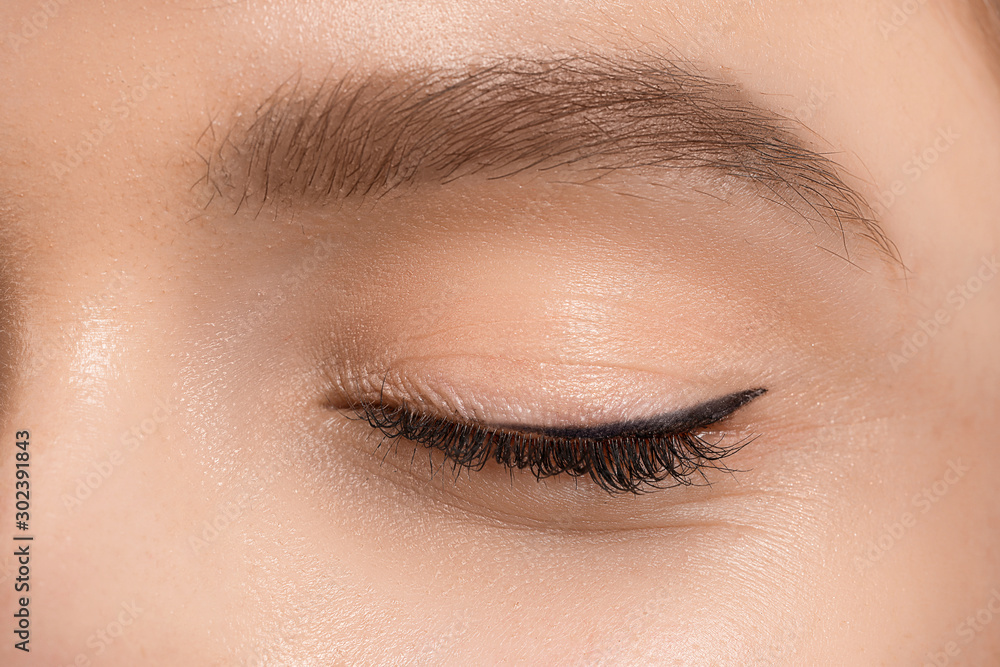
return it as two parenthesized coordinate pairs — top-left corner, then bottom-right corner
(351, 388), (766, 494)
(495, 387), (767, 439)
(354, 386), (766, 442)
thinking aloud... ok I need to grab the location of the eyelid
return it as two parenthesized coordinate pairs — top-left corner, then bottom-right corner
(496, 388), (766, 439)
(347, 387), (767, 495)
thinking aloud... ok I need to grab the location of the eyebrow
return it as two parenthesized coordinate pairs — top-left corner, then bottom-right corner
(197, 53), (896, 261)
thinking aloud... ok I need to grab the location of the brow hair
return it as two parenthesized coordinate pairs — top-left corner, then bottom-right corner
(195, 53), (897, 262)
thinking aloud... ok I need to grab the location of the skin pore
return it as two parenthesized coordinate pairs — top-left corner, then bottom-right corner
(1, 0), (999, 664)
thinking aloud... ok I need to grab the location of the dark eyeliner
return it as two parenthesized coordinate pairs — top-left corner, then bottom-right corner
(352, 387), (767, 494)
(500, 388), (767, 440)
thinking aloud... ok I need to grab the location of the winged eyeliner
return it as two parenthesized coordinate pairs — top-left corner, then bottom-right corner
(498, 387), (767, 439)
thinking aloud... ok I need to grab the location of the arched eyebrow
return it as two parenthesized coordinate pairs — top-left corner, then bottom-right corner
(197, 53), (896, 262)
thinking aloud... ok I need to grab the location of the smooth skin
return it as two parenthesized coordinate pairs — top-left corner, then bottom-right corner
(1, 0), (999, 665)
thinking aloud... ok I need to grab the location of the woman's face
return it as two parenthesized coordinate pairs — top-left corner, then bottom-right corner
(2, 0), (999, 664)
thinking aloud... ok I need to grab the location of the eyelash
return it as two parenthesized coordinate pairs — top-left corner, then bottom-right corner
(350, 398), (760, 495)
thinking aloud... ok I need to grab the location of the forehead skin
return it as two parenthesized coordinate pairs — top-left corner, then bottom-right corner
(1, 0), (999, 665)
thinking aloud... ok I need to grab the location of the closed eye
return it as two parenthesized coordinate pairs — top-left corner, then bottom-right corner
(349, 388), (766, 495)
